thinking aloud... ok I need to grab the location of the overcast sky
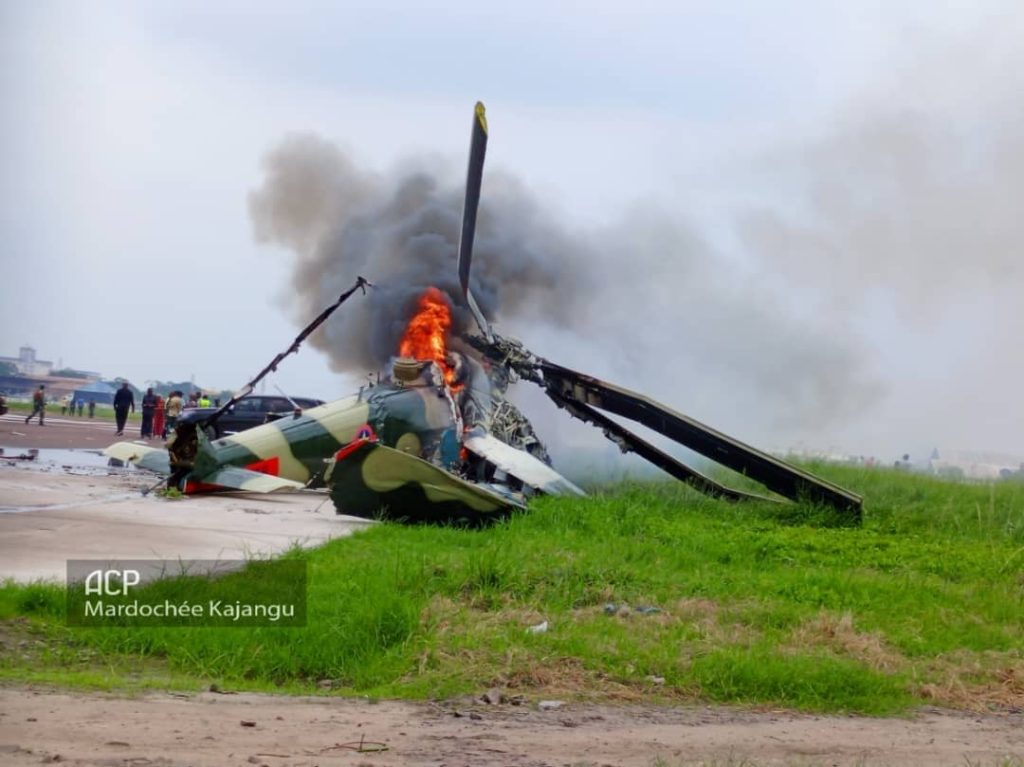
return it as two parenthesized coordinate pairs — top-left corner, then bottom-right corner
(2, 0), (1022, 460)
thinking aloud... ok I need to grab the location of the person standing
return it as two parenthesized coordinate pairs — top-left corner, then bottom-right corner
(88, 399), (96, 418)
(77, 399), (84, 416)
(164, 390), (183, 438)
(113, 383), (134, 436)
(152, 395), (166, 441)
(25, 385), (46, 426)
(140, 388), (158, 438)
(61, 395), (70, 415)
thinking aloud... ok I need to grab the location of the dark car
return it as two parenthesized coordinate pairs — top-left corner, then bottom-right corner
(177, 395), (325, 438)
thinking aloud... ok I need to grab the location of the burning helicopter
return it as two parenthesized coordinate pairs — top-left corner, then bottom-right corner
(106, 102), (862, 523)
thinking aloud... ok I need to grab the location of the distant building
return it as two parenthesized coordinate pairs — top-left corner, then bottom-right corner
(0, 346), (101, 381)
(0, 346), (53, 377)
(50, 367), (103, 380)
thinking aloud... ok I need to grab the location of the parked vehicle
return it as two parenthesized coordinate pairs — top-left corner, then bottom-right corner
(178, 395), (324, 438)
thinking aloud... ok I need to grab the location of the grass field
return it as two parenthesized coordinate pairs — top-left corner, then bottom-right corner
(1, 463), (1022, 714)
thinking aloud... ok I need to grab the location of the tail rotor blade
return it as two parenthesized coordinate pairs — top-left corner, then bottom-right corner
(457, 101), (493, 340)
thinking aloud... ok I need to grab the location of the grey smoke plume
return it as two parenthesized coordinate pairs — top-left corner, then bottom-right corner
(732, 24), (1024, 453)
(249, 133), (591, 370)
(737, 16), (1024, 312)
(248, 132), (879, 435)
(739, 110), (1024, 314)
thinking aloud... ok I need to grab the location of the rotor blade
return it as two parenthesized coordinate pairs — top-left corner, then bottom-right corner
(539, 360), (863, 518)
(203, 276), (372, 429)
(272, 383), (300, 410)
(543, 389), (775, 504)
(465, 290), (492, 342)
(457, 101), (493, 341)
(457, 102), (487, 297)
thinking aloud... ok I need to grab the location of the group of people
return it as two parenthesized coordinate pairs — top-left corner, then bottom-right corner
(113, 384), (204, 439)
(59, 395), (96, 418)
(18, 382), (212, 439)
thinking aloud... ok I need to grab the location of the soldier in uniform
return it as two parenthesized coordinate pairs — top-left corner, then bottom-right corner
(25, 385), (46, 426)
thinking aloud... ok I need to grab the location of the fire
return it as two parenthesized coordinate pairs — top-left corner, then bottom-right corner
(399, 287), (460, 387)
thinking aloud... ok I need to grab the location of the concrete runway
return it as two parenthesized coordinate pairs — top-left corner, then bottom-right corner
(0, 411), (143, 450)
(0, 420), (372, 581)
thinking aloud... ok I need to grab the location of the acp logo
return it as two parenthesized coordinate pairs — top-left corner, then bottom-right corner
(84, 569), (141, 596)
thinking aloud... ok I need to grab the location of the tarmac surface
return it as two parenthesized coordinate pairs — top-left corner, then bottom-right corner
(0, 413), (371, 582)
(0, 410), (147, 450)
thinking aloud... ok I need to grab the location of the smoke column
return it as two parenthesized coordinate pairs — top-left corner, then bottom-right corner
(249, 135), (596, 367)
(733, 21), (1024, 455)
(248, 133), (878, 438)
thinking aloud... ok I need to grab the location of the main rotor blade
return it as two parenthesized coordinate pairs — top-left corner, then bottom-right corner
(203, 276), (372, 429)
(539, 360), (863, 518)
(457, 101), (493, 341)
(464, 333), (862, 517)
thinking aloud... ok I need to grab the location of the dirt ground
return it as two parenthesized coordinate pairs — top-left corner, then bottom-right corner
(2, 420), (1023, 766)
(0, 687), (1021, 767)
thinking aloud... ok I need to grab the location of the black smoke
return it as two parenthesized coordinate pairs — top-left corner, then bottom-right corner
(249, 133), (592, 370)
(248, 132), (879, 435)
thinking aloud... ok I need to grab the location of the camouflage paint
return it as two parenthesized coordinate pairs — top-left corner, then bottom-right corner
(105, 378), (474, 513)
(201, 396), (370, 484)
(324, 441), (521, 524)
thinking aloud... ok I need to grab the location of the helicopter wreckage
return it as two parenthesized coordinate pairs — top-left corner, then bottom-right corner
(106, 103), (862, 523)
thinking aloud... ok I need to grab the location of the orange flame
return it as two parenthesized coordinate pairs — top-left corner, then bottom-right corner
(399, 287), (459, 387)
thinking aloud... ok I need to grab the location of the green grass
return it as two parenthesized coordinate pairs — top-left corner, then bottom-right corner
(2, 463), (1023, 715)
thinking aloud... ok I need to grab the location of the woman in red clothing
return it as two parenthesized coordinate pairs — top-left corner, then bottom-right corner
(152, 396), (166, 440)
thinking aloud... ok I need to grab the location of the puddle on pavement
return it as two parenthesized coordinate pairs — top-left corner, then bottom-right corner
(0, 445), (147, 513)
(0, 445), (137, 474)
